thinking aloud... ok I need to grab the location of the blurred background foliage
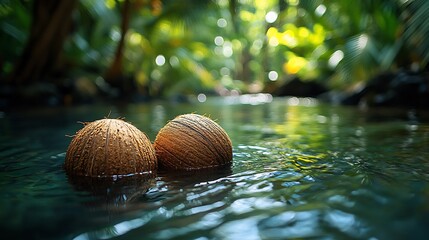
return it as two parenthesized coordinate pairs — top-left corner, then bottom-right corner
(0, 0), (428, 104)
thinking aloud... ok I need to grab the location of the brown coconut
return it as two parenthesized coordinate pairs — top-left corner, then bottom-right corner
(65, 118), (157, 177)
(154, 114), (233, 170)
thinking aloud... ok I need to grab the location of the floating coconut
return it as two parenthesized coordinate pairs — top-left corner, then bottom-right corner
(154, 114), (233, 170)
(65, 118), (157, 177)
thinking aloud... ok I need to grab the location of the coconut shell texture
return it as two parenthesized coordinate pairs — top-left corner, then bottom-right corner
(154, 114), (233, 170)
(65, 119), (157, 177)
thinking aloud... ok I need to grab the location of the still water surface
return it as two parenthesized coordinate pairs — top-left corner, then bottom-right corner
(1, 97), (429, 239)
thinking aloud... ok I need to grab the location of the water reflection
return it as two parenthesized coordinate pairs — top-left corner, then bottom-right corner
(73, 167), (233, 239)
(67, 174), (155, 208)
(157, 167), (232, 189)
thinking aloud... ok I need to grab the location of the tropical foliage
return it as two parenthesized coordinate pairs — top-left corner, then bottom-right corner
(0, 0), (428, 101)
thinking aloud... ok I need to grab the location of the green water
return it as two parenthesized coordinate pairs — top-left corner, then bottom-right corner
(1, 97), (429, 239)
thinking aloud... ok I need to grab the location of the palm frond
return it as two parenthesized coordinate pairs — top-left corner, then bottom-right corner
(336, 34), (378, 82)
(403, 0), (429, 66)
(142, 0), (216, 33)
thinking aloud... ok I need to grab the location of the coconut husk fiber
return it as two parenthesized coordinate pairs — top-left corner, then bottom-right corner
(154, 114), (233, 170)
(65, 118), (157, 177)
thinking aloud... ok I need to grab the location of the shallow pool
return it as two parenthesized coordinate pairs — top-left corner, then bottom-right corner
(1, 97), (429, 239)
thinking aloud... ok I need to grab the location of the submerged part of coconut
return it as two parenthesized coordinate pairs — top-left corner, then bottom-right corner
(65, 118), (157, 177)
(154, 114), (233, 170)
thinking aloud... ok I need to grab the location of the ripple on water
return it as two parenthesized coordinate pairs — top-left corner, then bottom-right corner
(258, 211), (323, 239)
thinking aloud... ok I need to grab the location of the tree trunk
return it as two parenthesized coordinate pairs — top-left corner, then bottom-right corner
(104, 0), (132, 86)
(8, 0), (76, 84)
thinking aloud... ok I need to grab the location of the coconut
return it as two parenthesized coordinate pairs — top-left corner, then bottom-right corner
(65, 118), (157, 177)
(154, 114), (233, 170)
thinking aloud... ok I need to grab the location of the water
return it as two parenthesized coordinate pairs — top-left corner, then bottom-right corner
(1, 97), (429, 239)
